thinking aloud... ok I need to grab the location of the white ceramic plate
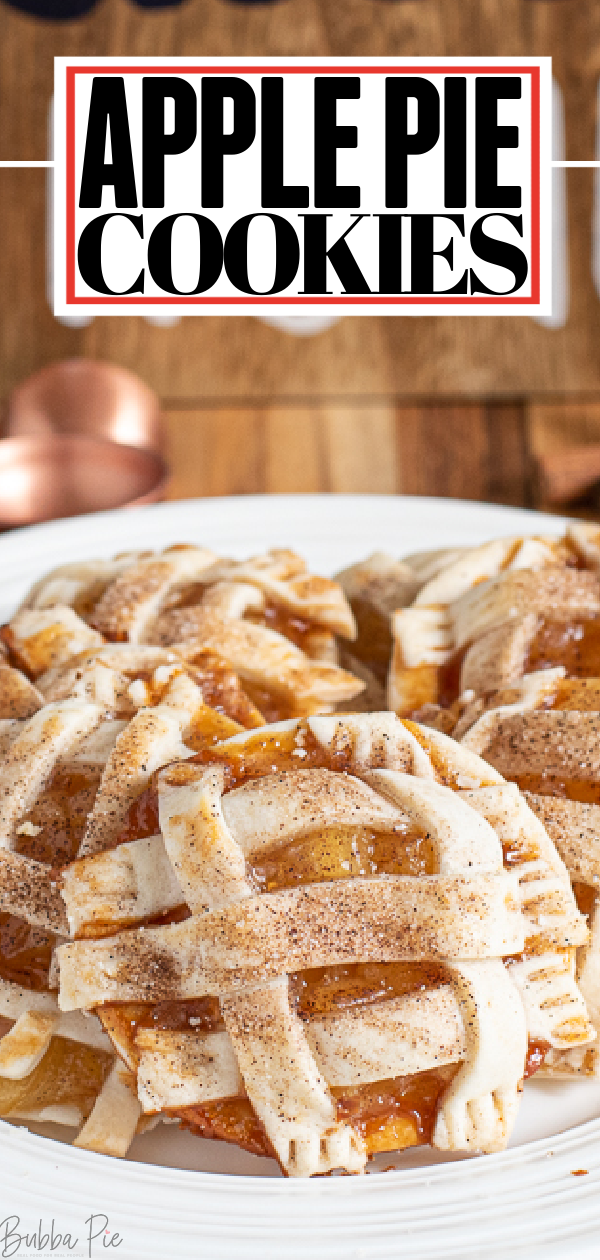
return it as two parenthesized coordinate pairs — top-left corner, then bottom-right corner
(2, 494), (600, 1260)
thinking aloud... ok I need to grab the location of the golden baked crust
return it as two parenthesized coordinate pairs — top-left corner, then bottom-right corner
(0, 625), (278, 1156)
(1, 537), (597, 1172)
(55, 712), (591, 1174)
(6, 546), (363, 721)
(386, 523), (600, 1080)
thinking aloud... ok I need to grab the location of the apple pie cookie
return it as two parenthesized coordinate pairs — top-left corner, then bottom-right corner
(6, 546), (363, 721)
(55, 712), (591, 1175)
(336, 545), (496, 701)
(383, 526), (600, 721)
(0, 691), (135, 1153)
(383, 523), (600, 1079)
(0, 637), (274, 1154)
(459, 699), (600, 1078)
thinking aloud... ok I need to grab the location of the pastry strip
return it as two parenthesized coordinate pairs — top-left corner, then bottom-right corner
(0, 665), (43, 719)
(72, 1060), (142, 1157)
(177, 549), (356, 638)
(221, 978), (365, 1177)
(136, 986), (466, 1111)
(5, 607), (104, 678)
(432, 960), (526, 1155)
(20, 555), (145, 613)
(462, 710), (600, 781)
(63, 835), (184, 936)
(0, 849), (68, 932)
(0, 701), (101, 849)
(89, 548), (216, 643)
(173, 615), (363, 712)
(78, 682), (200, 857)
(525, 795), (600, 889)
(0, 980), (112, 1050)
(58, 872), (524, 1010)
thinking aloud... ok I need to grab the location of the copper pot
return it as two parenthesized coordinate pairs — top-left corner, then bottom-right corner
(0, 434), (168, 529)
(6, 359), (162, 451)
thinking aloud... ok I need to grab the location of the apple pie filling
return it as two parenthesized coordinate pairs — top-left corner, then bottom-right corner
(0, 1035), (113, 1123)
(525, 618), (600, 679)
(404, 617), (600, 717)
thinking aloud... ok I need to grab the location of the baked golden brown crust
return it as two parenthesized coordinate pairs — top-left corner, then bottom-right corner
(7, 545), (363, 722)
(386, 524), (600, 1080)
(53, 712), (590, 1173)
(1, 538), (597, 1172)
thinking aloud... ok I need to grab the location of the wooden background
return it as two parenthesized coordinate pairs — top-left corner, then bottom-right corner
(2, 0), (600, 509)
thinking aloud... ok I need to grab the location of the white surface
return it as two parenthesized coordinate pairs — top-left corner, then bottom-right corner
(47, 99), (93, 331)
(0, 494), (599, 1259)
(534, 78), (568, 330)
(257, 314), (342, 336)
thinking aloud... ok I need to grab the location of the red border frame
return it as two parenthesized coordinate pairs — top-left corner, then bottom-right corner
(64, 63), (541, 306)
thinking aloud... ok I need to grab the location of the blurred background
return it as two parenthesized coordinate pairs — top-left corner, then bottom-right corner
(1, 0), (600, 518)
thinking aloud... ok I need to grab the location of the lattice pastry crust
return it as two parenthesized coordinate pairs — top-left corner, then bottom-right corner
(55, 712), (591, 1176)
(461, 705), (600, 1078)
(7, 546), (362, 721)
(381, 524), (600, 722)
(1, 535), (597, 1174)
(0, 637), (272, 1156)
(385, 522), (600, 1080)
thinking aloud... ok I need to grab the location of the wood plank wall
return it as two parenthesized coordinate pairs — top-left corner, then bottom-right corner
(1, 0), (600, 405)
(2, 0), (600, 511)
